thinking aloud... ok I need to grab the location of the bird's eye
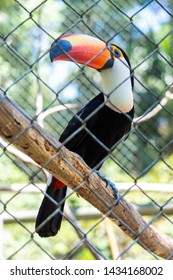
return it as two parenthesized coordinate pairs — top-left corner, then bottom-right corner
(114, 49), (121, 58)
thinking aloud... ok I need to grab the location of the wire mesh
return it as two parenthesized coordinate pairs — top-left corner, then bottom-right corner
(0, 0), (173, 260)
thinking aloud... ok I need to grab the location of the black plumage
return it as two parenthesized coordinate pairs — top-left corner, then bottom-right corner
(36, 92), (134, 237)
(36, 34), (134, 237)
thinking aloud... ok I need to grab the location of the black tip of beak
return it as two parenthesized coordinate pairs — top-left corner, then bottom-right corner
(50, 39), (72, 62)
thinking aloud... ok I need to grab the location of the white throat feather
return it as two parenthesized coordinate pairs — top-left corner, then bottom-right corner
(100, 58), (133, 113)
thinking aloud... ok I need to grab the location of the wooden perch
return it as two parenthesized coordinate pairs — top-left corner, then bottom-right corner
(0, 90), (173, 260)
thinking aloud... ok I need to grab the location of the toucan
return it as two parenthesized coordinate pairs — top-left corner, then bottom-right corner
(36, 34), (134, 237)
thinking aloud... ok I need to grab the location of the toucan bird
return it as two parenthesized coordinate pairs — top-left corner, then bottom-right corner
(36, 34), (134, 237)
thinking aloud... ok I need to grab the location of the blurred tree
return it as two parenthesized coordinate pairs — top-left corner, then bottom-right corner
(0, 0), (173, 261)
(0, 0), (172, 180)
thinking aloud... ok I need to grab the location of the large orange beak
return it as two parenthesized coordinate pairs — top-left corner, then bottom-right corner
(50, 34), (113, 71)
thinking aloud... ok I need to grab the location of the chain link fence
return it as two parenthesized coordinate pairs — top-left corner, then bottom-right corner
(0, 0), (173, 260)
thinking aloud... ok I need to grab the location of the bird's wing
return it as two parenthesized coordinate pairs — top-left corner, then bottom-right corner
(59, 93), (104, 150)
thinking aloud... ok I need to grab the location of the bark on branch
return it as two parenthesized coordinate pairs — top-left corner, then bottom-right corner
(0, 91), (173, 260)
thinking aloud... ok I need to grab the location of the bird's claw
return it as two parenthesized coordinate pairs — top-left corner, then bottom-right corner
(96, 171), (119, 205)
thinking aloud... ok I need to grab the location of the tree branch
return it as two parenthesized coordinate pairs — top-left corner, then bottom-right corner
(0, 137), (48, 181)
(0, 137), (40, 166)
(37, 103), (80, 125)
(0, 90), (173, 259)
(134, 85), (173, 124)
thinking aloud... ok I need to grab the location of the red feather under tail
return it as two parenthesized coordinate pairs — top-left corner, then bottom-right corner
(52, 177), (65, 190)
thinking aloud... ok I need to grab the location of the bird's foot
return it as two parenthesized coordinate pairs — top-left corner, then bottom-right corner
(96, 171), (119, 205)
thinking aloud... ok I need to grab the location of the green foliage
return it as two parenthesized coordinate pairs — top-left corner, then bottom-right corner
(0, 152), (28, 185)
(0, 0), (173, 260)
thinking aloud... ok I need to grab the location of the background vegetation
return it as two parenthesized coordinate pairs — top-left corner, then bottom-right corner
(0, 0), (173, 259)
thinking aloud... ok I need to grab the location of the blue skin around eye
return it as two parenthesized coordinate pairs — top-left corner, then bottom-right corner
(50, 39), (72, 61)
(114, 50), (121, 58)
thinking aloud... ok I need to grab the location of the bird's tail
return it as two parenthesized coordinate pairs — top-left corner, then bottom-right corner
(35, 176), (67, 237)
